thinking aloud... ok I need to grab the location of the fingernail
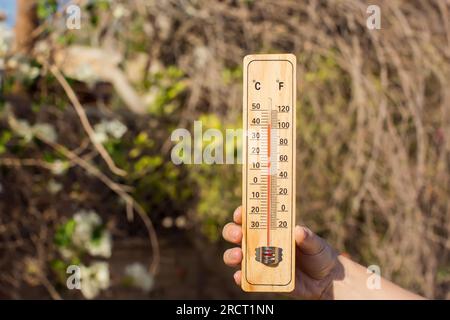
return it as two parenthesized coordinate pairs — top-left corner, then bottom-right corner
(294, 225), (306, 244)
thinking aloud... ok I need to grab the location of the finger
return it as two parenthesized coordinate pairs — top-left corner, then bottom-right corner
(222, 222), (242, 244)
(223, 248), (243, 267)
(233, 270), (242, 286)
(233, 206), (242, 225)
(295, 225), (325, 255)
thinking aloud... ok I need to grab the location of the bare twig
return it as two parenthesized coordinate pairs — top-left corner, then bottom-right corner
(0, 157), (62, 170)
(47, 63), (127, 177)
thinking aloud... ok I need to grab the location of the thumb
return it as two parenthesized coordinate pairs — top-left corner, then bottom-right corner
(294, 225), (338, 280)
(295, 225), (325, 255)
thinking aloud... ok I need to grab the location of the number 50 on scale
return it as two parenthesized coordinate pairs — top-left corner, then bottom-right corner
(242, 54), (296, 292)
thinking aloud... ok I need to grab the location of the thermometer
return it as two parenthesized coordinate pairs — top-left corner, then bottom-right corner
(242, 54), (296, 292)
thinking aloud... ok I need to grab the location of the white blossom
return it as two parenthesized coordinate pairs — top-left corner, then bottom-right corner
(80, 262), (110, 299)
(32, 123), (57, 143)
(106, 119), (127, 139)
(175, 215), (187, 229)
(113, 5), (129, 19)
(47, 179), (62, 194)
(125, 262), (154, 293)
(85, 230), (112, 258)
(72, 210), (112, 258)
(73, 210), (100, 245)
(18, 62), (40, 80)
(0, 22), (13, 55)
(51, 160), (69, 175)
(93, 119), (127, 143)
(162, 216), (173, 228)
(14, 119), (33, 142)
(92, 130), (108, 144)
(13, 120), (58, 143)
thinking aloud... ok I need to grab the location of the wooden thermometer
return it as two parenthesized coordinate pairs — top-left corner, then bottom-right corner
(242, 54), (296, 292)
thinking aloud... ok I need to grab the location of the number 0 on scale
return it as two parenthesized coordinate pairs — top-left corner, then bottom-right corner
(242, 54), (296, 292)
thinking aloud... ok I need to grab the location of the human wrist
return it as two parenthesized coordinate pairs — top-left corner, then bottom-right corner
(319, 255), (346, 300)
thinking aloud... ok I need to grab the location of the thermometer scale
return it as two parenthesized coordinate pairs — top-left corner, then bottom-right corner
(242, 54), (296, 292)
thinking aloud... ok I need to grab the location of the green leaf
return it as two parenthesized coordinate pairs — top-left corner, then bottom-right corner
(134, 156), (163, 172)
(54, 218), (76, 247)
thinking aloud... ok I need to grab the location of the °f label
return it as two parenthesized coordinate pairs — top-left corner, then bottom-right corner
(242, 54), (296, 292)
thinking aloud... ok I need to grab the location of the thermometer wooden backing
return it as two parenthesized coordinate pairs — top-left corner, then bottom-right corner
(242, 54), (296, 292)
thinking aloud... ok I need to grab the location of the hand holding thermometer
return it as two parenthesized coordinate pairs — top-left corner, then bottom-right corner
(242, 54), (296, 292)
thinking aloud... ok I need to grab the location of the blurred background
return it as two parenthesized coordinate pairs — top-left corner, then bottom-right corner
(0, 0), (449, 299)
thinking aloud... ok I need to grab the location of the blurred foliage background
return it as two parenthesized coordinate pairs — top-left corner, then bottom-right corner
(0, 0), (449, 299)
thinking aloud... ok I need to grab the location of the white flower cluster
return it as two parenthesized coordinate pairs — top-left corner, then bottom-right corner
(161, 215), (187, 229)
(93, 119), (128, 144)
(0, 22), (13, 56)
(15, 120), (57, 143)
(5, 57), (40, 80)
(72, 210), (112, 258)
(125, 262), (154, 293)
(62, 211), (113, 299)
(50, 160), (69, 176)
(80, 262), (110, 299)
(11, 118), (69, 176)
(113, 4), (130, 19)
(47, 179), (62, 194)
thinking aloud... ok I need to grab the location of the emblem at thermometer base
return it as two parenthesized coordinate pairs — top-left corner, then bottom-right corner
(255, 246), (283, 266)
